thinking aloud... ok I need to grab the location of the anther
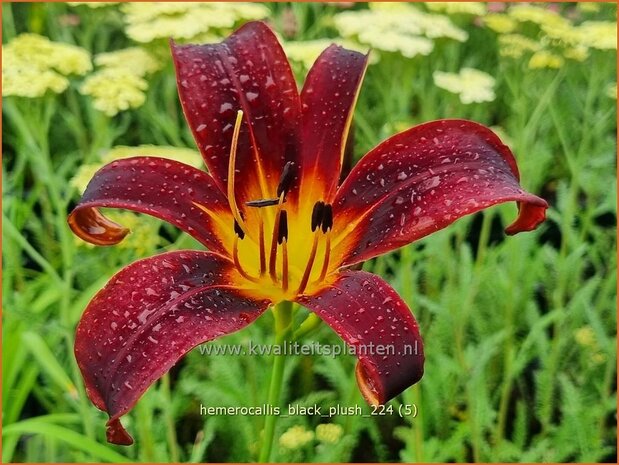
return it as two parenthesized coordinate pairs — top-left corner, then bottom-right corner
(321, 204), (333, 233)
(245, 198), (280, 208)
(277, 210), (288, 245)
(311, 201), (325, 232)
(276, 161), (295, 198)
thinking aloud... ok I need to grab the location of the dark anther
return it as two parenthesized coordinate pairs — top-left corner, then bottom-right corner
(276, 161), (295, 198)
(246, 198), (280, 207)
(321, 204), (333, 233)
(277, 210), (288, 244)
(311, 201), (325, 232)
(234, 219), (245, 239)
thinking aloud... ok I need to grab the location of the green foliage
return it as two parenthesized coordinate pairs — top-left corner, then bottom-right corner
(2, 2), (616, 463)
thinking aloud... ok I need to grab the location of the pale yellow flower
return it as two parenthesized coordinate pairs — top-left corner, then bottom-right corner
(605, 82), (617, 99)
(426, 2), (487, 16)
(508, 4), (568, 28)
(433, 68), (496, 104)
(4, 33), (92, 76)
(2, 33), (91, 97)
(528, 50), (564, 69)
(315, 423), (343, 444)
(574, 326), (596, 347)
(95, 47), (161, 77)
(80, 69), (147, 116)
(576, 21), (617, 50)
(483, 14), (517, 34)
(577, 3), (601, 14)
(498, 34), (541, 59)
(284, 39), (373, 69)
(279, 425), (314, 450)
(563, 45), (589, 62)
(122, 2), (269, 43)
(70, 145), (203, 194)
(68, 2), (118, 7)
(334, 4), (467, 58)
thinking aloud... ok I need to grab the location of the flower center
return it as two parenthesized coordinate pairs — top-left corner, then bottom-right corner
(225, 110), (334, 300)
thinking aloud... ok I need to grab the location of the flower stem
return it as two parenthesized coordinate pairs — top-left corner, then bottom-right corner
(258, 300), (293, 463)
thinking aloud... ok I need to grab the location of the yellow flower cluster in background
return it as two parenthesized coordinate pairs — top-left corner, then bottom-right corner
(121, 2), (269, 43)
(80, 47), (160, 116)
(433, 68), (496, 104)
(3, 33), (91, 98)
(425, 2), (487, 16)
(70, 144), (203, 194)
(67, 2), (118, 8)
(573, 326), (607, 365)
(284, 39), (373, 69)
(491, 3), (618, 69)
(279, 425), (314, 450)
(315, 423), (343, 444)
(334, 3), (467, 59)
(71, 145), (203, 253)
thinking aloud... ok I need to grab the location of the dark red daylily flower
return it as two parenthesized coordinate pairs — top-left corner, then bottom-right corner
(68, 21), (547, 445)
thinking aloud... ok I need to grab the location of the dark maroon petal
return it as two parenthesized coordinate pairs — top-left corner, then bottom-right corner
(332, 120), (548, 266)
(171, 21), (301, 206)
(68, 157), (232, 255)
(299, 45), (368, 203)
(297, 271), (424, 404)
(74, 251), (270, 445)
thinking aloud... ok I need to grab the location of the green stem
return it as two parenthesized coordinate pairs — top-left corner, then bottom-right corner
(161, 373), (180, 462)
(258, 301), (293, 463)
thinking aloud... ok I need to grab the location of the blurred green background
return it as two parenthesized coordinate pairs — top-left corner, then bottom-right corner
(2, 2), (617, 463)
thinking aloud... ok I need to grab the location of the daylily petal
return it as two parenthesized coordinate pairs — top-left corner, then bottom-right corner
(171, 21), (301, 207)
(68, 157), (233, 255)
(299, 45), (368, 204)
(74, 251), (270, 444)
(332, 120), (548, 266)
(297, 271), (424, 405)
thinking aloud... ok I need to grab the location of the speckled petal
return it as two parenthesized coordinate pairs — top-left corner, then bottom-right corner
(171, 21), (301, 207)
(299, 45), (368, 204)
(74, 251), (269, 445)
(332, 120), (548, 266)
(297, 271), (424, 404)
(68, 157), (233, 255)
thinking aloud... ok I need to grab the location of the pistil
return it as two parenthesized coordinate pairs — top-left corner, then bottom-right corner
(227, 110), (247, 234)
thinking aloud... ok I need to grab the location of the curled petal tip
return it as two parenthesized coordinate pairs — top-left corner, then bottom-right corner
(355, 363), (383, 406)
(504, 197), (549, 235)
(106, 418), (133, 446)
(68, 208), (130, 246)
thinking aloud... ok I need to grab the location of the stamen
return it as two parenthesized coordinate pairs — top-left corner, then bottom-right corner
(311, 201), (325, 232)
(282, 239), (289, 292)
(321, 204), (333, 233)
(258, 217), (266, 275)
(276, 161), (295, 198)
(318, 232), (331, 282)
(227, 110), (247, 233)
(268, 210), (282, 282)
(245, 198), (280, 207)
(277, 210), (288, 245)
(297, 232), (319, 295)
(233, 234), (258, 283)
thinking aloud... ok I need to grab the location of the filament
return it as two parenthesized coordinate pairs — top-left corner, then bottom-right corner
(318, 232), (331, 282)
(282, 239), (289, 292)
(268, 210), (282, 282)
(258, 216), (266, 275)
(297, 231), (319, 295)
